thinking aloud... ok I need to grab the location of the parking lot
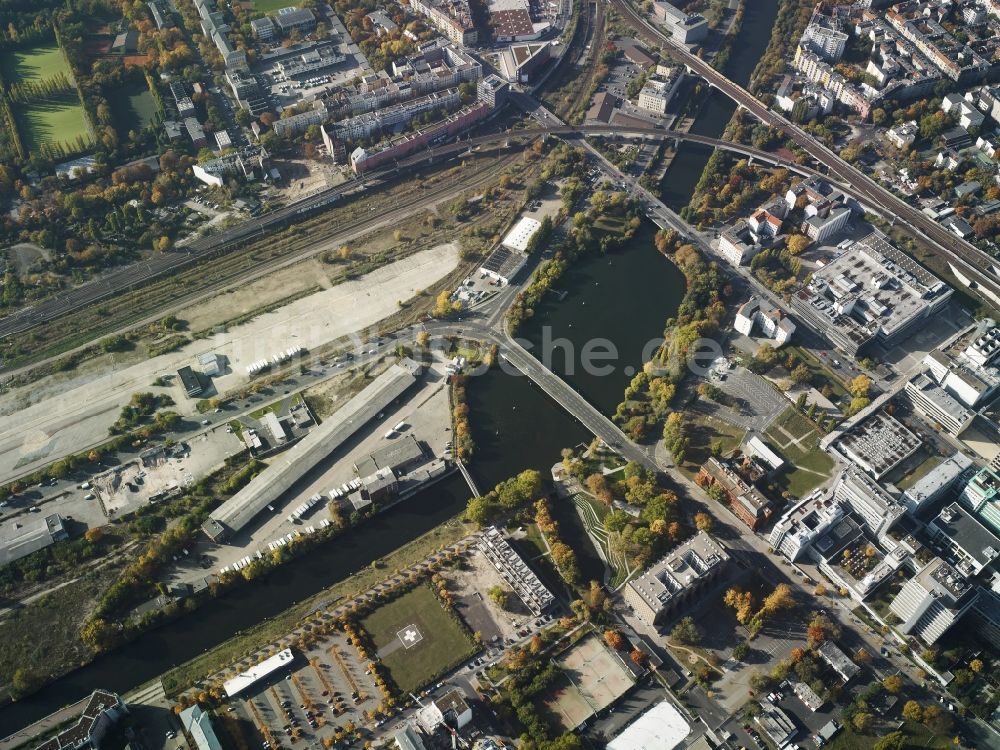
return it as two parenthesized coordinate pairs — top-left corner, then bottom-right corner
(229, 634), (385, 750)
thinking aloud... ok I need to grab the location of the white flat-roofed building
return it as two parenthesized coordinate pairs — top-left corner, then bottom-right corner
(745, 434), (784, 472)
(479, 526), (554, 614)
(501, 216), (542, 252)
(251, 16), (276, 40)
(887, 120), (918, 149)
(179, 705), (223, 750)
(768, 490), (843, 562)
(801, 18), (847, 61)
(203, 361), (419, 540)
(0, 513), (69, 567)
(831, 466), (905, 538)
(719, 221), (761, 267)
(606, 701), (690, 750)
(905, 372), (974, 436)
(653, 1), (707, 43)
(901, 452), (973, 513)
(636, 68), (681, 114)
(890, 558), (977, 644)
(733, 296), (795, 345)
(623, 531), (728, 625)
(223, 648), (294, 697)
(789, 231), (952, 356)
(793, 681), (825, 711)
(964, 323), (1000, 367)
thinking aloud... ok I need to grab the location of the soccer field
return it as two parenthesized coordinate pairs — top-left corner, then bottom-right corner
(16, 95), (92, 154)
(252, 0), (299, 12)
(360, 585), (478, 694)
(1, 43), (91, 154)
(0, 43), (72, 83)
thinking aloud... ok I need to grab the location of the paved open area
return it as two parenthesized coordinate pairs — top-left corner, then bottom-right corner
(0, 243), (460, 484)
(164, 357), (453, 586)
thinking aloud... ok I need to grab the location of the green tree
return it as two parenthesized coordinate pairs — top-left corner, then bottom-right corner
(670, 616), (701, 645)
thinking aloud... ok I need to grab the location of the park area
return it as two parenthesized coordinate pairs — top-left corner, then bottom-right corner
(108, 83), (158, 137)
(1, 41), (91, 154)
(360, 585), (477, 694)
(763, 407), (835, 498)
(542, 633), (634, 731)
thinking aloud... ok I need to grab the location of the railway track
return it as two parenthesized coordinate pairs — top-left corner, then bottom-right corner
(607, 0), (1000, 308)
(555, 0), (603, 122)
(0, 153), (519, 379)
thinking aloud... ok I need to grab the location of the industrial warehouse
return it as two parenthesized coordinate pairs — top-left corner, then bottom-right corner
(202, 360), (421, 541)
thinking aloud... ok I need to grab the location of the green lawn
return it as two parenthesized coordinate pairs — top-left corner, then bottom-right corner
(764, 408), (835, 498)
(15, 95), (92, 153)
(1, 43), (91, 154)
(252, 0), (299, 11)
(360, 585), (477, 694)
(895, 454), (944, 491)
(824, 722), (955, 750)
(1, 43), (71, 83)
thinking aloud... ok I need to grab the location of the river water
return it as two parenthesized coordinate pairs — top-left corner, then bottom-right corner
(660, 0), (782, 210)
(1, 1), (782, 734)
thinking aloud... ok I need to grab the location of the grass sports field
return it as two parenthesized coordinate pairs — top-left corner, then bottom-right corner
(1, 43), (91, 154)
(0, 43), (71, 82)
(360, 585), (477, 694)
(252, 0), (298, 12)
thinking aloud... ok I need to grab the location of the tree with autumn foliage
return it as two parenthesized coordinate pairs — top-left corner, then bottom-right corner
(602, 630), (625, 651)
(761, 583), (796, 614)
(694, 512), (713, 532)
(630, 649), (648, 667)
(585, 473), (614, 506)
(724, 587), (755, 624)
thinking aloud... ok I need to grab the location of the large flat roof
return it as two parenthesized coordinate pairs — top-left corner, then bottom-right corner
(501, 216), (541, 252)
(223, 648), (294, 697)
(606, 701), (690, 750)
(206, 361), (418, 538)
(0, 513), (68, 566)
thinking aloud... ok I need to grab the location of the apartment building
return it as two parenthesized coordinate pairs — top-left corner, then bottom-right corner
(733, 296), (796, 345)
(623, 532), (728, 625)
(410, 0), (478, 45)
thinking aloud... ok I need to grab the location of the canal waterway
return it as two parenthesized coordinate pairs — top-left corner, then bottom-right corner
(1, 4), (784, 733)
(517, 220), (686, 416)
(660, 0), (782, 211)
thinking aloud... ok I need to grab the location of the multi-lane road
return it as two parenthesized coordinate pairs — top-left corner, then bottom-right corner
(609, 0), (1000, 307)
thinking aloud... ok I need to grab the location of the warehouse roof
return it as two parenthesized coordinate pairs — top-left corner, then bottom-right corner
(205, 361), (419, 539)
(223, 648), (294, 697)
(0, 513), (69, 566)
(354, 434), (424, 476)
(606, 701), (689, 750)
